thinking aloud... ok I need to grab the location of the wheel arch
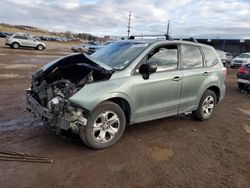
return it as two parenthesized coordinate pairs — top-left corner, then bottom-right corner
(37, 44), (44, 49)
(87, 94), (133, 125)
(206, 85), (220, 103)
(107, 97), (131, 124)
(12, 41), (20, 47)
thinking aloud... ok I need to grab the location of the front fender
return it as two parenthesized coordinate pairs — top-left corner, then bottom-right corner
(68, 79), (135, 121)
(88, 92), (132, 111)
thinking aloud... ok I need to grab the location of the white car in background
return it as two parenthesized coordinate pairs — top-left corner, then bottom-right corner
(230, 53), (250, 68)
(225, 52), (233, 63)
(5, 34), (46, 50)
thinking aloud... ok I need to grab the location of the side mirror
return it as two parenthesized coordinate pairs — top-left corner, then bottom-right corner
(139, 63), (157, 80)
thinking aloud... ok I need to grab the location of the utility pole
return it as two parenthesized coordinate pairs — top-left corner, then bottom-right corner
(127, 11), (131, 38)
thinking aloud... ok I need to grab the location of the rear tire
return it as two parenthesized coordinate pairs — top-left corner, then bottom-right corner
(12, 42), (19, 49)
(79, 101), (126, 149)
(192, 90), (217, 121)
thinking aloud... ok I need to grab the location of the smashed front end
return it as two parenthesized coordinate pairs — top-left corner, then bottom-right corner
(26, 53), (113, 133)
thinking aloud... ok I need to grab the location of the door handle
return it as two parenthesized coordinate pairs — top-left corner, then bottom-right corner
(172, 76), (181, 82)
(203, 72), (208, 76)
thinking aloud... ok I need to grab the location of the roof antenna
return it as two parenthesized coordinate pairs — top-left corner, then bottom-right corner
(165, 20), (172, 40)
(127, 11), (131, 39)
(167, 19), (170, 35)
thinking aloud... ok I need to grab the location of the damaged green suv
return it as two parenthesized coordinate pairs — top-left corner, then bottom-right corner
(27, 39), (226, 149)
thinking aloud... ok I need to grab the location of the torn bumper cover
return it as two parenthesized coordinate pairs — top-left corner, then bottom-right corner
(26, 90), (87, 133)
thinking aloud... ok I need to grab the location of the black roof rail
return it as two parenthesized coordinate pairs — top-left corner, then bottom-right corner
(128, 34), (173, 41)
(189, 37), (198, 43)
(179, 37), (199, 43)
(164, 34), (173, 40)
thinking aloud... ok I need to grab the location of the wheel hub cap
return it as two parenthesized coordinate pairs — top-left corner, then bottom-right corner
(92, 111), (120, 143)
(202, 96), (214, 117)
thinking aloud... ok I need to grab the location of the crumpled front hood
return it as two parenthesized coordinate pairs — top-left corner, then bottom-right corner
(42, 53), (113, 73)
(30, 53), (114, 108)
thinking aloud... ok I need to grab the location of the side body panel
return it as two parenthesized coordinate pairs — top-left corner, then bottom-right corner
(130, 71), (182, 123)
(178, 66), (223, 113)
(69, 70), (182, 124)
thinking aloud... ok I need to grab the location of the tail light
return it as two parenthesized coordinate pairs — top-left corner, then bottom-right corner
(221, 67), (227, 76)
(238, 66), (249, 74)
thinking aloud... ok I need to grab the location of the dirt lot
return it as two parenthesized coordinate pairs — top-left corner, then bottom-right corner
(0, 38), (249, 188)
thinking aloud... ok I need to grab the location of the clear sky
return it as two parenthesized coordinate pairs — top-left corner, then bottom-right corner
(0, 0), (250, 38)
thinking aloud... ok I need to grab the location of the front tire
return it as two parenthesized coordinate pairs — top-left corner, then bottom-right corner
(192, 90), (217, 121)
(12, 42), (19, 49)
(37, 44), (44, 50)
(79, 101), (126, 149)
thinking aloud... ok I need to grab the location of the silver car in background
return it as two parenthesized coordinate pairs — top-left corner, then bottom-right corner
(230, 53), (250, 68)
(216, 50), (233, 66)
(5, 34), (46, 50)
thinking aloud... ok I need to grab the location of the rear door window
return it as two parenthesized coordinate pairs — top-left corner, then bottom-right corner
(181, 45), (203, 69)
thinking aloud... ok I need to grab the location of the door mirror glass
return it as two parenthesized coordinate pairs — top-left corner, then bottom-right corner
(139, 63), (157, 80)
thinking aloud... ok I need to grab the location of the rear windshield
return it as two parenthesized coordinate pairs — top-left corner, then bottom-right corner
(91, 41), (149, 70)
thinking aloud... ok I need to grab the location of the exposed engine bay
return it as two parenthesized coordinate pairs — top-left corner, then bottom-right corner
(27, 53), (113, 133)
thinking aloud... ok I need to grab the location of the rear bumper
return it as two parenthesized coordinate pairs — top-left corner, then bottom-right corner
(237, 78), (250, 85)
(231, 64), (242, 68)
(237, 73), (250, 84)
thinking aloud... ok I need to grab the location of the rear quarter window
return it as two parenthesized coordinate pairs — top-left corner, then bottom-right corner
(202, 47), (219, 67)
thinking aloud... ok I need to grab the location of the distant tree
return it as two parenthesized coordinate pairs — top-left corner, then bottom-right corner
(65, 31), (72, 38)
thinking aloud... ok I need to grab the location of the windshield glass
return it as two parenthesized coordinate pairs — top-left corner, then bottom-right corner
(91, 41), (149, 70)
(238, 53), (250, 58)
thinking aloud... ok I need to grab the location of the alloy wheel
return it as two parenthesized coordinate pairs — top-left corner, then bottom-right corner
(92, 111), (120, 143)
(202, 95), (214, 118)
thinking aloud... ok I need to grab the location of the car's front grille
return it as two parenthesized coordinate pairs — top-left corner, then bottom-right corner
(235, 60), (242, 63)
